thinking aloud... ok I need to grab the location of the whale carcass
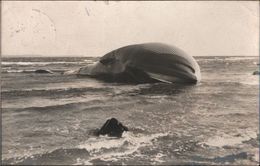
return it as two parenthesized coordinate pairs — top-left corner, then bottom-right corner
(78, 43), (201, 84)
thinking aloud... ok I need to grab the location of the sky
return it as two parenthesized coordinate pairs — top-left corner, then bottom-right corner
(2, 1), (259, 57)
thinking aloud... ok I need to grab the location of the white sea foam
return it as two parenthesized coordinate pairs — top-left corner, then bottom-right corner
(76, 132), (168, 164)
(84, 59), (94, 63)
(151, 152), (166, 163)
(74, 158), (93, 165)
(63, 69), (79, 75)
(5, 69), (35, 73)
(224, 57), (258, 61)
(197, 57), (258, 63)
(203, 130), (257, 147)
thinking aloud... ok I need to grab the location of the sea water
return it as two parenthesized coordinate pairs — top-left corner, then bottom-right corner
(1, 56), (259, 165)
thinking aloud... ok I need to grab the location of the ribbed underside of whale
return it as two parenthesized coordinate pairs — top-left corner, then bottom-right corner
(78, 43), (201, 84)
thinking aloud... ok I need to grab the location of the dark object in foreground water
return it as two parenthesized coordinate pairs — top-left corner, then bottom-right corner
(35, 69), (53, 74)
(253, 71), (260, 75)
(97, 118), (128, 137)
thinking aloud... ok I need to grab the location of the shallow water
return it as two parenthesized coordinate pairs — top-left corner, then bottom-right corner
(1, 56), (259, 165)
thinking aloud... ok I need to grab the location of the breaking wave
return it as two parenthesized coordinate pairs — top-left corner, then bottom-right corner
(76, 132), (169, 164)
(3, 132), (169, 165)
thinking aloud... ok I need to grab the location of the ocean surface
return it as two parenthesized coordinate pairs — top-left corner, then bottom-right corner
(1, 56), (259, 165)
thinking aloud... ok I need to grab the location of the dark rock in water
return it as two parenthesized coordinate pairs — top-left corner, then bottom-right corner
(35, 69), (53, 74)
(97, 118), (128, 137)
(253, 71), (260, 75)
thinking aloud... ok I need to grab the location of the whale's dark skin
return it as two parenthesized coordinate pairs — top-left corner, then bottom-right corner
(77, 43), (201, 84)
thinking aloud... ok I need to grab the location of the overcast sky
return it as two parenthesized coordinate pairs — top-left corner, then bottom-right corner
(2, 1), (259, 57)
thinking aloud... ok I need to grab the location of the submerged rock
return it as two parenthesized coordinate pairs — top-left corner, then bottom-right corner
(97, 118), (128, 137)
(35, 69), (53, 74)
(253, 71), (260, 75)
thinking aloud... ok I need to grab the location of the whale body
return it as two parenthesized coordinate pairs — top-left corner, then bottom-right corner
(78, 43), (201, 84)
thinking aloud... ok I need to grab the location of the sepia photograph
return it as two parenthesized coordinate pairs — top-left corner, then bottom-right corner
(1, 0), (259, 165)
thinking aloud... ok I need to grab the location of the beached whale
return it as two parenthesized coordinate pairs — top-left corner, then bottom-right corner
(77, 43), (201, 84)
